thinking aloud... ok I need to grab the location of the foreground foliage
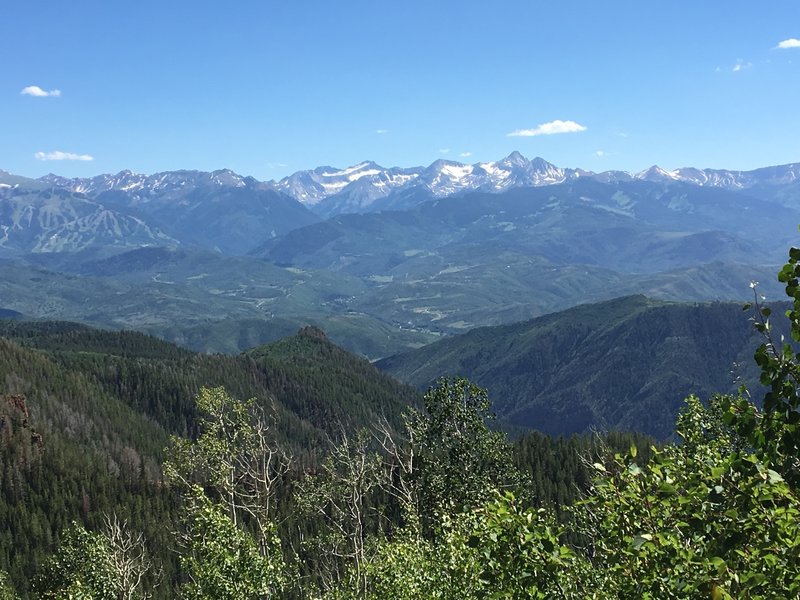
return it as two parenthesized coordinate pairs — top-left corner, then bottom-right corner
(178, 488), (286, 600)
(579, 396), (800, 598)
(165, 387), (289, 599)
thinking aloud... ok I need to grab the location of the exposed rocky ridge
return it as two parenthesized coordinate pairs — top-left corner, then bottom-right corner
(23, 155), (800, 219)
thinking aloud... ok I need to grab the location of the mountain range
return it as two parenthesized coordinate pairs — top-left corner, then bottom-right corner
(4, 152), (797, 261)
(284, 153), (800, 217)
(1, 168), (319, 256)
(1, 154), (797, 358)
(14, 152), (800, 219)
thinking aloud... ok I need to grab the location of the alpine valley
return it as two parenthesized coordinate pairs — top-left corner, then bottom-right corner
(3, 150), (796, 435)
(1, 153), (795, 359)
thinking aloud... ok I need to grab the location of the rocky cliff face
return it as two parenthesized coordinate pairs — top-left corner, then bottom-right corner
(1, 394), (43, 449)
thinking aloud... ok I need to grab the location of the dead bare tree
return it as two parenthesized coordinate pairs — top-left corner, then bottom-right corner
(230, 402), (292, 555)
(102, 513), (160, 600)
(296, 428), (384, 594)
(165, 388), (292, 558)
(373, 414), (420, 530)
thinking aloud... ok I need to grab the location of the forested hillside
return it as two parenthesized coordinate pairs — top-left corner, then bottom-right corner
(3, 264), (800, 598)
(0, 316), (659, 597)
(379, 295), (782, 438)
(0, 322), (421, 595)
(0, 335), (179, 594)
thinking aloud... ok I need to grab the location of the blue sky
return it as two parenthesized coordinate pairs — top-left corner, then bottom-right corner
(2, 0), (799, 179)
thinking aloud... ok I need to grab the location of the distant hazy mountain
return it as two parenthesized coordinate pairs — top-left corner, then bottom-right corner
(39, 167), (258, 197)
(10, 155), (799, 223)
(267, 153), (800, 216)
(2, 156), (796, 358)
(255, 178), (796, 275)
(273, 161), (424, 208)
(637, 163), (800, 189)
(0, 184), (175, 255)
(247, 177), (791, 339)
(283, 153), (587, 216)
(377, 295), (776, 438)
(12, 168), (321, 255)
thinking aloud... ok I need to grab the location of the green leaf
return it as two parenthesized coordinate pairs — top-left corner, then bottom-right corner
(767, 469), (784, 484)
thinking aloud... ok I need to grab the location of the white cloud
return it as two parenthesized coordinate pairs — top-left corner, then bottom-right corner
(439, 148), (450, 154)
(777, 38), (800, 49)
(375, 129), (389, 134)
(595, 150), (606, 157)
(459, 151), (472, 157)
(507, 119), (587, 137)
(732, 59), (752, 72)
(267, 162), (288, 169)
(35, 151), (94, 161)
(21, 85), (61, 97)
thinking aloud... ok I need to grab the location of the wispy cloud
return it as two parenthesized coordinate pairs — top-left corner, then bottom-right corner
(375, 129), (389, 134)
(35, 151), (93, 161)
(507, 119), (587, 137)
(439, 148), (450, 154)
(595, 150), (606, 157)
(266, 162), (288, 169)
(732, 59), (752, 72)
(21, 85), (61, 97)
(459, 151), (472, 158)
(776, 38), (800, 49)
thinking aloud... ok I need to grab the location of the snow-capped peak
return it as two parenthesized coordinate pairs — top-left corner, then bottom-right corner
(274, 152), (584, 210)
(35, 168), (257, 200)
(500, 150), (529, 167)
(634, 165), (680, 182)
(14, 154), (800, 219)
(331, 161), (378, 178)
(211, 169), (246, 187)
(274, 161), (419, 205)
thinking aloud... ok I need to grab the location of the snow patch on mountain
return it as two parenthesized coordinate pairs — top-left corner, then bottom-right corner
(37, 169), (263, 206)
(634, 165), (681, 182)
(273, 161), (421, 206)
(19, 155), (800, 218)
